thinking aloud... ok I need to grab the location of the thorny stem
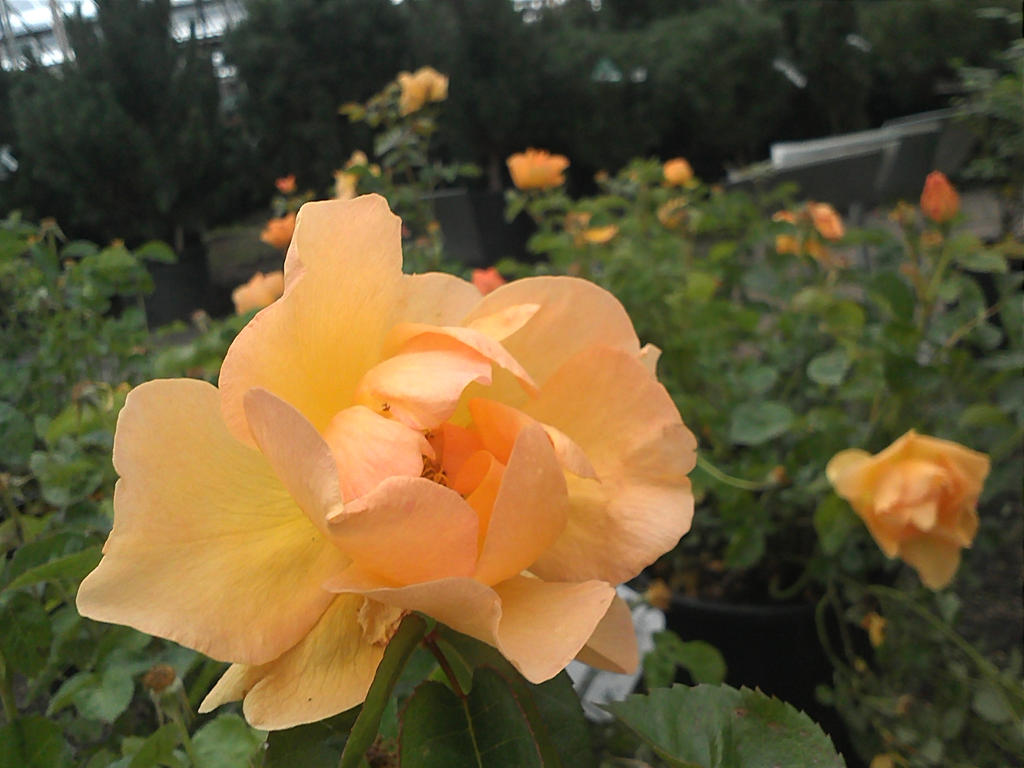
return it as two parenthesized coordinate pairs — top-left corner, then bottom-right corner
(422, 633), (465, 700)
(696, 454), (778, 492)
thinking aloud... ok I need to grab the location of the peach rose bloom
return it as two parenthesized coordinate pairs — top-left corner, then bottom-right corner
(397, 66), (449, 116)
(808, 202), (844, 241)
(472, 266), (506, 295)
(657, 198), (687, 230)
(275, 175), (296, 195)
(77, 195), (696, 730)
(260, 213), (297, 250)
(920, 171), (959, 223)
(507, 149), (570, 191)
(232, 270), (285, 315)
(662, 158), (694, 187)
(827, 431), (989, 589)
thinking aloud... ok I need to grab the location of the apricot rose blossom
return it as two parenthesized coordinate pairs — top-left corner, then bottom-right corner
(77, 195), (696, 730)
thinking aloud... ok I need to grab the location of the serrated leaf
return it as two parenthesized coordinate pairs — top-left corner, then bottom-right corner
(192, 714), (266, 768)
(339, 613), (428, 768)
(437, 627), (594, 767)
(729, 401), (794, 445)
(644, 632), (726, 689)
(807, 349), (850, 387)
(605, 684), (846, 768)
(399, 669), (543, 768)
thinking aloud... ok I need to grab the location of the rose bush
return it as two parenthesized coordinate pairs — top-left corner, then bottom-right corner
(76, 194), (696, 730)
(827, 430), (989, 589)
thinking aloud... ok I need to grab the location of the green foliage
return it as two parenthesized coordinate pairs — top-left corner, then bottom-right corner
(606, 683), (846, 768)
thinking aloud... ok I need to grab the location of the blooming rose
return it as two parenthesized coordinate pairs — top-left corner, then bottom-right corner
(827, 431), (989, 589)
(507, 149), (569, 191)
(808, 202), (844, 241)
(260, 213), (297, 250)
(662, 158), (694, 187)
(472, 266), (506, 295)
(397, 66), (449, 116)
(232, 270), (285, 315)
(77, 195), (695, 729)
(657, 197), (688, 230)
(565, 211), (618, 246)
(275, 175), (297, 195)
(920, 171), (959, 223)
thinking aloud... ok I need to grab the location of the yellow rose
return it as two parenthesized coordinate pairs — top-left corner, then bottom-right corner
(397, 66), (449, 116)
(77, 195), (696, 729)
(662, 157), (694, 187)
(827, 431), (989, 589)
(507, 148), (570, 190)
(260, 212), (296, 250)
(232, 270), (285, 315)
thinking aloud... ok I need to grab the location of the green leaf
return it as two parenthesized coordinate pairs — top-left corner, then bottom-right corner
(0, 402), (34, 467)
(134, 240), (177, 264)
(118, 722), (180, 768)
(644, 632), (726, 689)
(192, 714), (266, 768)
(264, 708), (360, 768)
(814, 496), (860, 556)
(807, 349), (850, 387)
(684, 271), (719, 302)
(60, 240), (99, 259)
(955, 249), (1008, 273)
(605, 684), (846, 768)
(399, 668), (543, 768)
(0, 716), (74, 768)
(729, 401), (794, 445)
(972, 682), (1015, 724)
(0, 592), (53, 676)
(723, 524), (765, 569)
(66, 667), (135, 723)
(339, 613), (428, 768)
(738, 366), (778, 396)
(868, 270), (915, 319)
(436, 627), (594, 767)
(3, 546), (101, 593)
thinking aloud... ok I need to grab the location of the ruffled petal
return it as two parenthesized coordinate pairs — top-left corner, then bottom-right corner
(326, 476), (479, 585)
(473, 424), (569, 585)
(199, 595), (385, 730)
(354, 335), (492, 430)
(220, 196), (403, 445)
(324, 574), (614, 683)
(574, 595), (637, 674)
(825, 449), (872, 502)
(524, 347), (696, 584)
(899, 536), (963, 590)
(322, 405), (430, 502)
(466, 303), (540, 341)
(396, 272), (481, 326)
(243, 388), (345, 535)
(76, 379), (348, 665)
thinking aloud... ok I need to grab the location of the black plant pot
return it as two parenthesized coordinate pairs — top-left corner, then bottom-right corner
(665, 594), (864, 767)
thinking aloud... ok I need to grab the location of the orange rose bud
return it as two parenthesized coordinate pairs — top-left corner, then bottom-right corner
(920, 171), (959, 223)
(260, 213), (297, 250)
(808, 202), (844, 241)
(471, 266), (506, 295)
(507, 149), (569, 190)
(275, 175), (297, 195)
(663, 157), (694, 187)
(827, 431), (989, 590)
(232, 270), (285, 315)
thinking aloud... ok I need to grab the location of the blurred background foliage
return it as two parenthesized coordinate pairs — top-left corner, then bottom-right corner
(0, 0), (1019, 244)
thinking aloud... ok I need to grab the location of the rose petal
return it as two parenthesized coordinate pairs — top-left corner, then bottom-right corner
(76, 379), (348, 665)
(220, 196), (403, 445)
(466, 303), (541, 341)
(397, 272), (481, 326)
(199, 595), (385, 729)
(524, 347), (696, 584)
(899, 536), (963, 590)
(322, 405), (431, 502)
(574, 595), (638, 674)
(324, 574), (614, 683)
(243, 388), (345, 534)
(355, 336), (492, 430)
(473, 424), (569, 585)
(326, 476), (479, 584)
